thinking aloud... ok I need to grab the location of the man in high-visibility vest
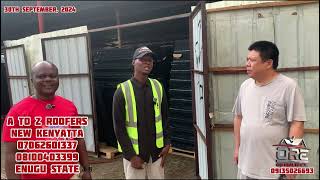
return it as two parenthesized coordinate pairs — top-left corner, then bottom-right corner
(113, 46), (171, 179)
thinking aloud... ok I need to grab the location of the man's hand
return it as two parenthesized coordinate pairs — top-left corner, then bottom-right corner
(159, 144), (171, 167)
(130, 155), (144, 169)
(81, 171), (92, 179)
(233, 148), (239, 165)
(76, 139), (91, 179)
(233, 115), (242, 166)
(289, 121), (304, 141)
(5, 142), (20, 179)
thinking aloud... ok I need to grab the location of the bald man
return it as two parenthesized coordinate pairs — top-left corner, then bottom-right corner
(2, 61), (92, 179)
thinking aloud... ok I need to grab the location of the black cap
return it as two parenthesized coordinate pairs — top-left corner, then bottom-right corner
(132, 46), (155, 60)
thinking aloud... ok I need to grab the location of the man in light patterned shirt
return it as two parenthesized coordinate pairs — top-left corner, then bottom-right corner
(233, 41), (306, 179)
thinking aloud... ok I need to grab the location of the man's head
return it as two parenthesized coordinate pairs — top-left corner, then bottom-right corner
(246, 41), (279, 79)
(31, 61), (59, 98)
(132, 46), (155, 76)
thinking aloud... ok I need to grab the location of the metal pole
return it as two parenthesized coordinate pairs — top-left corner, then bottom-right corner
(37, 0), (44, 33)
(89, 13), (190, 33)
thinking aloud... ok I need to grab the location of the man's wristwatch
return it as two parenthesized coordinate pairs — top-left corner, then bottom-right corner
(82, 165), (92, 172)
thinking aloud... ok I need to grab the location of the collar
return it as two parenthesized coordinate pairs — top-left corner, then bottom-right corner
(255, 73), (280, 87)
(31, 95), (56, 103)
(131, 77), (150, 88)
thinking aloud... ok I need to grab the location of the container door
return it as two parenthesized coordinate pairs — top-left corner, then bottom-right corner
(4, 45), (31, 106)
(190, 2), (213, 179)
(41, 34), (97, 153)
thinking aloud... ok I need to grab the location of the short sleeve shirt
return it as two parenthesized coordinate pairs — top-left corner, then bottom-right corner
(2, 96), (80, 179)
(232, 74), (306, 179)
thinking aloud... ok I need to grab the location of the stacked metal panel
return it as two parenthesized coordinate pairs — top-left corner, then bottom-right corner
(169, 40), (194, 151)
(93, 48), (134, 147)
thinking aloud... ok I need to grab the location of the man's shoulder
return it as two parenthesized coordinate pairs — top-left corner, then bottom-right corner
(271, 74), (299, 93)
(240, 78), (254, 88)
(7, 96), (36, 116)
(116, 79), (132, 90)
(11, 96), (34, 110)
(277, 74), (298, 87)
(114, 86), (124, 95)
(113, 81), (126, 100)
(55, 95), (76, 107)
(149, 77), (162, 82)
(149, 78), (162, 86)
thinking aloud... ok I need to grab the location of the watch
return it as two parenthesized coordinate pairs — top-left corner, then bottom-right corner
(82, 165), (92, 172)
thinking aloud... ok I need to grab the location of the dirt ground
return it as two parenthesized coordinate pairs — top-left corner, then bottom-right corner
(1, 143), (196, 179)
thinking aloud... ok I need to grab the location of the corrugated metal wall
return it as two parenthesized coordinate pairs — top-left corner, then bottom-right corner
(6, 48), (27, 76)
(4, 46), (30, 105)
(43, 35), (96, 152)
(206, 2), (319, 179)
(44, 37), (89, 74)
(57, 77), (92, 115)
(9, 79), (29, 104)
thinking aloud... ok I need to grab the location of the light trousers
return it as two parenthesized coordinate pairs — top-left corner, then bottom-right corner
(123, 157), (164, 179)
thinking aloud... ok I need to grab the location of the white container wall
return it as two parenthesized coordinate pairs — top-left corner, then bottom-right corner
(9, 79), (29, 105)
(43, 37), (89, 74)
(56, 76), (93, 115)
(6, 47), (27, 76)
(4, 26), (96, 153)
(42, 35), (96, 152)
(5, 46), (30, 105)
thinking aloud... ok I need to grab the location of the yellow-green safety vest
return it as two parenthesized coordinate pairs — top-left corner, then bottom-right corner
(117, 78), (164, 154)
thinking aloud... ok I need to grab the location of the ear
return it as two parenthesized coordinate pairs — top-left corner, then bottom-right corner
(132, 60), (135, 66)
(267, 59), (273, 69)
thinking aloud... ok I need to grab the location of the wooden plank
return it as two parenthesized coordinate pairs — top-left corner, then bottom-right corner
(211, 124), (319, 134)
(211, 124), (233, 131)
(209, 66), (319, 74)
(99, 145), (120, 159)
(304, 129), (320, 134)
(207, 1), (317, 14)
(277, 66), (319, 73)
(169, 147), (195, 159)
(209, 67), (246, 74)
(172, 147), (194, 154)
